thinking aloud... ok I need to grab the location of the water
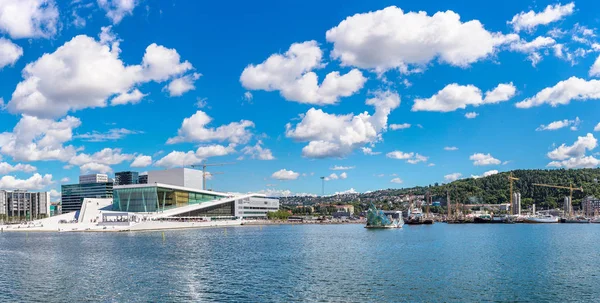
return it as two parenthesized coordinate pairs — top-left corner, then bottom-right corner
(1, 224), (599, 302)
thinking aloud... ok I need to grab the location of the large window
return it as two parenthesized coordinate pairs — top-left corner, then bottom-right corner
(113, 186), (220, 212)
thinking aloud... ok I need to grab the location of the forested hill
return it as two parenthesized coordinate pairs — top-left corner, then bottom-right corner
(282, 169), (600, 209)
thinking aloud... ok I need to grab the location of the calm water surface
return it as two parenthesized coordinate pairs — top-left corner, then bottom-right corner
(1, 224), (599, 302)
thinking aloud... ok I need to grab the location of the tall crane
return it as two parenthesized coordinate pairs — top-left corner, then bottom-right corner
(532, 183), (583, 217)
(191, 162), (235, 190)
(508, 172), (519, 213)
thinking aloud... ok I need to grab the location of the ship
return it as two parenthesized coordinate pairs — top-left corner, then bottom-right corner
(562, 217), (590, 223)
(365, 203), (404, 229)
(523, 214), (559, 223)
(405, 208), (434, 225)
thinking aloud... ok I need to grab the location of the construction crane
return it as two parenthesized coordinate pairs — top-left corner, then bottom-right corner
(191, 162), (235, 190)
(532, 183), (583, 217)
(508, 172), (519, 213)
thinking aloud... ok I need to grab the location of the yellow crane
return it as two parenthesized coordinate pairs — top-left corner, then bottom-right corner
(532, 183), (583, 217)
(508, 172), (519, 213)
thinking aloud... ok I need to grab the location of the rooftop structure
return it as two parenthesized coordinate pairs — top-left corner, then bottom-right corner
(115, 171), (139, 186)
(79, 174), (109, 184)
(148, 168), (203, 189)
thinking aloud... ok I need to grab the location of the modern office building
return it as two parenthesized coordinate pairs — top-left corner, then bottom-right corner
(0, 190), (51, 219)
(563, 196), (572, 216)
(583, 196), (600, 217)
(79, 174), (109, 184)
(512, 192), (521, 215)
(61, 181), (113, 213)
(115, 171), (139, 186)
(138, 174), (148, 184)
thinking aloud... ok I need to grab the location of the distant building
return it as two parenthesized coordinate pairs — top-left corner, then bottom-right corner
(148, 168), (204, 189)
(512, 192), (521, 215)
(61, 176), (113, 213)
(334, 204), (354, 214)
(115, 171), (139, 186)
(138, 174), (148, 184)
(0, 190), (50, 219)
(583, 196), (600, 217)
(79, 174), (109, 184)
(332, 211), (351, 219)
(564, 196), (572, 216)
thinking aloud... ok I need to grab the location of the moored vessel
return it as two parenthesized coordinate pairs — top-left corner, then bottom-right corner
(523, 214), (559, 223)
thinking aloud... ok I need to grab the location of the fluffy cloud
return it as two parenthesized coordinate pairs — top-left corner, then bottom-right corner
(167, 110), (254, 145)
(444, 146), (458, 151)
(547, 133), (597, 160)
(412, 83), (516, 112)
(0, 115), (80, 162)
(386, 151), (428, 164)
(240, 141), (274, 160)
(155, 151), (203, 168)
(68, 148), (135, 173)
(0, 173), (53, 190)
(75, 128), (141, 142)
(536, 117), (580, 131)
(80, 162), (112, 174)
(0, 38), (22, 68)
(0, 162), (37, 174)
(165, 73), (201, 97)
(548, 156), (600, 169)
(508, 36), (556, 66)
(516, 77), (600, 109)
(470, 153), (501, 166)
(339, 172), (347, 179)
(465, 112), (478, 119)
(390, 177), (403, 184)
(389, 123), (411, 130)
(472, 170), (499, 179)
(361, 147), (381, 155)
(444, 173), (462, 182)
(286, 91), (400, 158)
(271, 169), (299, 180)
(590, 55), (600, 77)
(334, 188), (358, 195)
(130, 155), (152, 168)
(595, 123), (600, 132)
(195, 144), (235, 158)
(98, 0), (139, 24)
(330, 165), (354, 170)
(326, 6), (517, 73)
(508, 2), (575, 32)
(6, 31), (196, 118)
(0, 0), (58, 39)
(240, 40), (366, 105)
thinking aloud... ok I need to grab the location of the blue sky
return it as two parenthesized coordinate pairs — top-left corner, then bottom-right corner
(1, 0), (600, 198)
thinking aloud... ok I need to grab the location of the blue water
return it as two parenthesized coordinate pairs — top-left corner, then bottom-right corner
(1, 224), (599, 302)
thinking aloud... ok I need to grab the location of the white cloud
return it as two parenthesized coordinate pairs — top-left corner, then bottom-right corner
(472, 170), (499, 179)
(165, 73), (201, 97)
(6, 32), (195, 118)
(444, 146), (458, 151)
(0, 173), (53, 190)
(412, 82), (516, 112)
(594, 123), (600, 132)
(75, 128), (141, 142)
(240, 40), (366, 105)
(0, 162), (37, 174)
(155, 151), (203, 168)
(547, 133), (597, 160)
(240, 141), (274, 160)
(49, 189), (60, 200)
(390, 177), (403, 184)
(130, 155), (152, 168)
(386, 151), (428, 164)
(470, 153), (501, 166)
(324, 173), (339, 181)
(516, 77), (600, 109)
(548, 155), (600, 169)
(326, 6), (517, 73)
(243, 91), (253, 101)
(0, 0), (59, 39)
(465, 112), (478, 119)
(0, 38), (22, 68)
(339, 172), (347, 179)
(389, 123), (411, 130)
(428, 163), (435, 167)
(97, 0), (139, 24)
(286, 91), (400, 158)
(361, 147), (381, 155)
(536, 117), (580, 131)
(60, 177), (70, 183)
(271, 169), (299, 180)
(80, 162), (112, 174)
(0, 115), (80, 162)
(195, 144), (235, 158)
(444, 173), (462, 182)
(167, 110), (254, 145)
(590, 55), (600, 77)
(508, 2), (575, 32)
(330, 165), (354, 170)
(508, 36), (556, 66)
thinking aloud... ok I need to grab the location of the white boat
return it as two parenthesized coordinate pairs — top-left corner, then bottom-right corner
(591, 217), (600, 224)
(523, 214), (559, 223)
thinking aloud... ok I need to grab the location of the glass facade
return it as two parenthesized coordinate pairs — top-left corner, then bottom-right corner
(61, 182), (113, 213)
(113, 186), (220, 213)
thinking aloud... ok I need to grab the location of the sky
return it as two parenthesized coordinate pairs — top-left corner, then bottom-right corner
(1, 0), (600, 199)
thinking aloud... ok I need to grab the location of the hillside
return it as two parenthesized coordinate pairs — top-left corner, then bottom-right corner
(281, 168), (600, 209)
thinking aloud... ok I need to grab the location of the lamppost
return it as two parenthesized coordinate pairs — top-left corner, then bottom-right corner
(320, 176), (325, 196)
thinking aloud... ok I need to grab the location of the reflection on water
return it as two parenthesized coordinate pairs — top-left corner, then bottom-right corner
(1, 224), (599, 302)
